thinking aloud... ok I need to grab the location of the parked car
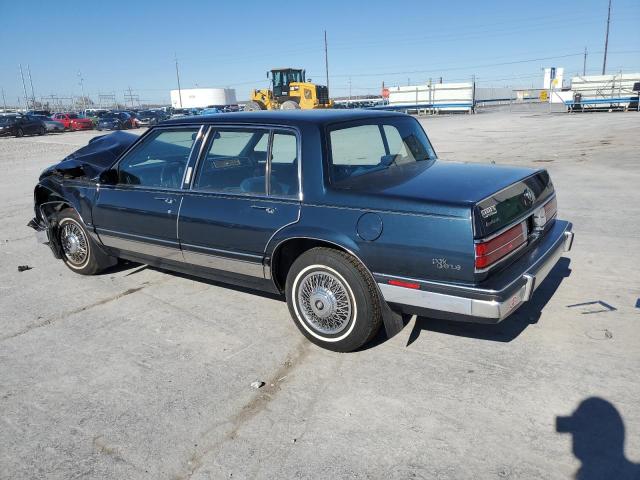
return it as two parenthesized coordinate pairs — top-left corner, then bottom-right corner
(200, 107), (221, 115)
(83, 109), (109, 126)
(27, 109), (52, 117)
(51, 113), (93, 131)
(0, 114), (46, 137)
(30, 114), (65, 133)
(136, 110), (168, 126)
(28, 110), (573, 352)
(96, 112), (134, 130)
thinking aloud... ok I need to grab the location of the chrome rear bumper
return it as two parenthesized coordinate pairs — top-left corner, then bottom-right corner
(378, 221), (573, 323)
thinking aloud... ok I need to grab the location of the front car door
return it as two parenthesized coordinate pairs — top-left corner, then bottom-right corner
(178, 125), (301, 279)
(92, 126), (203, 265)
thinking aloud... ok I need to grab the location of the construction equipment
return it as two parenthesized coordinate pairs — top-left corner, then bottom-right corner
(244, 68), (333, 111)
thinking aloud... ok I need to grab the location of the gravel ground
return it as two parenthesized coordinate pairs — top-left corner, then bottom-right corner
(1, 109), (639, 479)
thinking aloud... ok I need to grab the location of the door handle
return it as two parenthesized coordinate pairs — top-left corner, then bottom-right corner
(154, 196), (174, 204)
(251, 205), (276, 214)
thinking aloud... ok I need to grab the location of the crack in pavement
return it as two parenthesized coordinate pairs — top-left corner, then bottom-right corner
(173, 338), (311, 480)
(0, 285), (148, 342)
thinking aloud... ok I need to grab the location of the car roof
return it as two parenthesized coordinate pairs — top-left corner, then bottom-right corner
(162, 109), (409, 127)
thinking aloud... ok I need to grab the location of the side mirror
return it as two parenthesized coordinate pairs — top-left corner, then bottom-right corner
(99, 169), (118, 185)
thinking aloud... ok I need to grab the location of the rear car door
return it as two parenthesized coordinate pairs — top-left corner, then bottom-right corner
(92, 126), (203, 263)
(178, 126), (300, 278)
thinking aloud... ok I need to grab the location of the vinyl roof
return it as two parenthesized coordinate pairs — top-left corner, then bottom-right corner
(162, 109), (409, 127)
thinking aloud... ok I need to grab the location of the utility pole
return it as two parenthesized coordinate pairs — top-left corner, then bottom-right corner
(602, 0), (612, 74)
(27, 65), (36, 108)
(348, 77), (352, 102)
(324, 30), (330, 94)
(1, 88), (6, 111)
(174, 53), (183, 108)
(19, 64), (30, 110)
(78, 71), (86, 112)
(583, 47), (588, 76)
(125, 87), (136, 108)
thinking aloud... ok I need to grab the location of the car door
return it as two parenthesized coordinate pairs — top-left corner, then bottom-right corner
(178, 126), (301, 278)
(92, 126), (203, 263)
(24, 115), (39, 134)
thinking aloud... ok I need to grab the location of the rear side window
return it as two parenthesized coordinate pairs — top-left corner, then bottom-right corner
(270, 132), (298, 196)
(328, 118), (436, 184)
(118, 128), (198, 188)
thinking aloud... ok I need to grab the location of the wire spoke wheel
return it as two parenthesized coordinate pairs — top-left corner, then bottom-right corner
(60, 220), (89, 267)
(297, 270), (352, 335)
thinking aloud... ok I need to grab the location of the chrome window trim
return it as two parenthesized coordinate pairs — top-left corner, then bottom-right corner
(187, 124), (303, 201)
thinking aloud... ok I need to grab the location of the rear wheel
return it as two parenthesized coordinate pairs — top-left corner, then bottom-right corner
(57, 209), (114, 275)
(38, 126), (46, 135)
(285, 247), (382, 352)
(15, 128), (24, 138)
(244, 101), (264, 111)
(281, 100), (300, 110)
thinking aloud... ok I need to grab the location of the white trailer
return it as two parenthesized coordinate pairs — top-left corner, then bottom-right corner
(170, 88), (237, 109)
(567, 73), (640, 110)
(387, 82), (474, 113)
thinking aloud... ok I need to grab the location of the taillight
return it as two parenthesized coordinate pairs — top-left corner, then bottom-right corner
(544, 196), (557, 220)
(475, 221), (527, 270)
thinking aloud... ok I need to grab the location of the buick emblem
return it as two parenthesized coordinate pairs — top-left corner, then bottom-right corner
(522, 188), (535, 207)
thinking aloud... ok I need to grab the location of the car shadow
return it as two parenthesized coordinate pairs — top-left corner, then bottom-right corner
(404, 257), (572, 345)
(557, 397), (640, 479)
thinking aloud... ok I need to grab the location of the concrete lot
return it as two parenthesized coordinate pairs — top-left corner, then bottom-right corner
(1, 110), (639, 479)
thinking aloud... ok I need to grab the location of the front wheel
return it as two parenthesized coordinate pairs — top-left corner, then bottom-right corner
(57, 209), (114, 275)
(38, 126), (46, 135)
(15, 128), (24, 137)
(285, 247), (382, 352)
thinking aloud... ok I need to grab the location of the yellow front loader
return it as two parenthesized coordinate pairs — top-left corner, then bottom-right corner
(244, 68), (333, 111)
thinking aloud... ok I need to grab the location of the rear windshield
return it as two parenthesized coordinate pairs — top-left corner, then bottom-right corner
(327, 117), (436, 184)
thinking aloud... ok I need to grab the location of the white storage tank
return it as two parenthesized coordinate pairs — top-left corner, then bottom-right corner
(170, 88), (237, 109)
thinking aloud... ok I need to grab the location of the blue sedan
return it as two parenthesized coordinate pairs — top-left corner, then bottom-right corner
(29, 110), (572, 351)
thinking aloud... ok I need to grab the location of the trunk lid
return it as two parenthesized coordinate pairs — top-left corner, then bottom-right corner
(335, 160), (554, 225)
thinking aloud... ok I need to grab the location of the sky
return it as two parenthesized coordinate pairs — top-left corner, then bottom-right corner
(1, 0), (639, 106)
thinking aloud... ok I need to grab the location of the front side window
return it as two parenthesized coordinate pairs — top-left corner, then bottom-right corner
(118, 128), (198, 188)
(194, 129), (269, 195)
(328, 118), (436, 184)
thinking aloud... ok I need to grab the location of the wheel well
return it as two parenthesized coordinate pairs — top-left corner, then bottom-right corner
(271, 238), (352, 292)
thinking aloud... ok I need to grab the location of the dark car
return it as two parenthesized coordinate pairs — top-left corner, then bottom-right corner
(96, 112), (134, 131)
(135, 110), (168, 126)
(30, 114), (66, 133)
(28, 110), (573, 352)
(0, 114), (47, 137)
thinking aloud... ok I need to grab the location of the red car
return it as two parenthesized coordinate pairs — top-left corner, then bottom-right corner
(51, 113), (93, 131)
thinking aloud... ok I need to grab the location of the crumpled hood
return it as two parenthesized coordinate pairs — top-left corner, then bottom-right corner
(39, 131), (138, 180)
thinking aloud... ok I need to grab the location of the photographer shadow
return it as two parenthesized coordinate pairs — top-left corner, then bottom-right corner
(557, 397), (640, 480)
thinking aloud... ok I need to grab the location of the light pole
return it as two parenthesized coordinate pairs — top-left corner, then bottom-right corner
(602, 0), (612, 74)
(175, 53), (183, 108)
